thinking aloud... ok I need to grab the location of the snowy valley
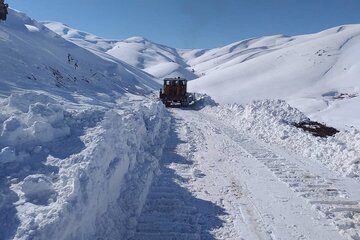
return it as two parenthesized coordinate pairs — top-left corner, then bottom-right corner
(1, 8), (360, 240)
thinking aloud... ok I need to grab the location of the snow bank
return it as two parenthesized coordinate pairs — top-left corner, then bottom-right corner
(0, 92), (170, 240)
(0, 9), (174, 240)
(204, 100), (360, 179)
(0, 93), (70, 149)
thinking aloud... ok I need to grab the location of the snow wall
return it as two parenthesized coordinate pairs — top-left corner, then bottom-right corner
(0, 93), (170, 240)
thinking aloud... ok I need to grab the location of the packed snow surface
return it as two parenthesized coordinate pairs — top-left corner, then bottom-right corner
(142, 105), (360, 240)
(2, 8), (360, 240)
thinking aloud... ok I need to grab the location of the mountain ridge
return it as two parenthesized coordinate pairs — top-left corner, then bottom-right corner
(42, 21), (360, 129)
(2, 12), (359, 129)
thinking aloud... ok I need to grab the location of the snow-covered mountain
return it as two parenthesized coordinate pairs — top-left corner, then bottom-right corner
(45, 21), (360, 129)
(188, 26), (360, 129)
(43, 22), (199, 80)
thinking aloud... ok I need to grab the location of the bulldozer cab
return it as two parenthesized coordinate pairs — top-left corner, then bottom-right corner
(160, 78), (190, 107)
(0, 0), (8, 21)
(163, 79), (187, 98)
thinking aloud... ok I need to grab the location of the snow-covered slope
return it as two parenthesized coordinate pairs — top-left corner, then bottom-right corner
(188, 26), (360, 129)
(45, 21), (360, 129)
(1, 12), (160, 100)
(43, 22), (198, 80)
(40, 21), (117, 53)
(0, 9), (170, 240)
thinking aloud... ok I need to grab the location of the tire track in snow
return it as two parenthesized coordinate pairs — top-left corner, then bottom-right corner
(236, 138), (360, 239)
(130, 109), (354, 239)
(189, 110), (346, 239)
(208, 112), (360, 240)
(177, 111), (317, 240)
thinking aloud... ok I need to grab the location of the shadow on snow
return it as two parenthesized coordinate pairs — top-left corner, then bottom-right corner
(132, 115), (226, 239)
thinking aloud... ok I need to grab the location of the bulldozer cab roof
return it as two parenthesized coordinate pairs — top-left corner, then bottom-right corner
(163, 78), (187, 85)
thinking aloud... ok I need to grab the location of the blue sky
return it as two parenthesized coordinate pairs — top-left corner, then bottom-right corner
(8, 0), (360, 49)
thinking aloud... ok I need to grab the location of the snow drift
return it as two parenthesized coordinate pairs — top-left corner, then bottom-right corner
(0, 93), (170, 240)
(203, 100), (360, 180)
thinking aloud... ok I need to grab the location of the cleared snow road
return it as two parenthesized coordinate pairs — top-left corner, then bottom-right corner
(129, 108), (360, 240)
